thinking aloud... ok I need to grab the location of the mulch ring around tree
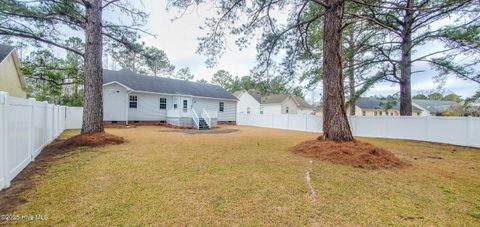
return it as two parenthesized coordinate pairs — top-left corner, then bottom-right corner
(0, 133), (125, 214)
(59, 133), (125, 149)
(291, 138), (407, 169)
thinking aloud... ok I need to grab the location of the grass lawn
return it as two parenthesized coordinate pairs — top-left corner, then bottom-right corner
(6, 126), (480, 225)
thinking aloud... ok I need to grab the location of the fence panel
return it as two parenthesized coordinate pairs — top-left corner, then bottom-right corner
(0, 92), (83, 190)
(237, 113), (480, 148)
(66, 107), (83, 129)
(6, 96), (32, 182)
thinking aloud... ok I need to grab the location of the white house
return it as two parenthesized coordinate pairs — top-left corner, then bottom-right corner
(355, 97), (430, 117)
(103, 69), (238, 129)
(0, 45), (27, 98)
(412, 99), (458, 116)
(233, 90), (314, 115)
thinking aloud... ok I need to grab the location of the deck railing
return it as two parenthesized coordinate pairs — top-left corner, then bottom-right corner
(191, 109), (200, 129)
(202, 109), (211, 128)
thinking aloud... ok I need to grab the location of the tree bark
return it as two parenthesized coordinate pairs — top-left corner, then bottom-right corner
(399, 0), (414, 116)
(322, 0), (354, 141)
(82, 0), (104, 134)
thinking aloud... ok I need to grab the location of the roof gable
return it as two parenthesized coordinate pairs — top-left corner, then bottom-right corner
(412, 99), (456, 113)
(0, 45), (15, 63)
(0, 45), (26, 89)
(103, 69), (238, 100)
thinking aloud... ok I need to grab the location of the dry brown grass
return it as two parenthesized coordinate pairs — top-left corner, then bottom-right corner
(3, 126), (480, 226)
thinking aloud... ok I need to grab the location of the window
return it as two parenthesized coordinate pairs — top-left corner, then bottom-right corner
(374, 111), (377, 116)
(159, 98), (167, 110)
(260, 107), (264, 114)
(183, 100), (188, 112)
(286, 107), (289, 114)
(390, 112), (393, 116)
(247, 107), (251, 114)
(385, 111), (388, 116)
(219, 102), (224, 112)
(129, 95), (137, 108)
(362, 111), (366, 116)
(174, 104), (177, 109)
(417, 112), (420, 116)
(379, 111), (382, 116)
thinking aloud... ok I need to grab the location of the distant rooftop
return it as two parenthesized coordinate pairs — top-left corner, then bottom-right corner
(356, 97), (422, 112)
(234, 90), (313, 109)
(412, 99), (456, 114)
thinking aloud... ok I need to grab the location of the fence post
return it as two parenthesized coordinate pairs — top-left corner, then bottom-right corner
(28, 98), (35, 161)
(51, 105), (55, 141)
(0, 92), (10, 188)
(43, 101), (48, 145)
(466, 116), (471, 146)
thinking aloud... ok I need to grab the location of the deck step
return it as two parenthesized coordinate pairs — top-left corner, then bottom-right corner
(197, 118), (210, 130)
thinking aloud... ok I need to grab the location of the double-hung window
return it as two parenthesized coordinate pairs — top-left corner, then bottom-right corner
(159, 98), (167, 110)
(219, 102), (224, 112)
(183, 100), (188, 112)
(129, 95), (137, 108)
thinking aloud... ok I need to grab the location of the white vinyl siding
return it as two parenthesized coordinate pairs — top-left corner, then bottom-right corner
(281, 97), (299, 114)
(236, 92), (261, 114)
(103, 83), (127, 121)
(192, 97), (236, 121)
(128, 92), (171, 121)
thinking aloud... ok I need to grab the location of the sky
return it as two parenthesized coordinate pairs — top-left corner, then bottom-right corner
(134, 0), (478, 102)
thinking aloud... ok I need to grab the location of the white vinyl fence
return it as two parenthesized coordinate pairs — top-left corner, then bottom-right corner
(0, 92), (83, 190)
(237, 113), (480, 148)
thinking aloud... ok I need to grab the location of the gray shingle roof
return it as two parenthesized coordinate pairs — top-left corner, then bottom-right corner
(103, 69), (238, 100)
(356, 97), (422, 112)
(292, 96), (313, 109)
(412, 99), (456, 114)
(233, 90), (262, 103)
(247, 90), (262, 103)
(0, 45), (15, 63)
(261, 94), (288, 104)
(260, 93), (313, 109)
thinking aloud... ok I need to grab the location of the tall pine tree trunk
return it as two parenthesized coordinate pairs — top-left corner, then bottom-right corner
(399, 0), (414, 116)
(322, 0), (354, 141)
(82, 0), (104, 134)
(346, 26), (356, 116)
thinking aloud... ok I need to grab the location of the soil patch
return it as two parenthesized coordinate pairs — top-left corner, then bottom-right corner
(59, 133), (125, 149)
(159, 128), (239, 134)
(291, 139), (406, 169)
(0, 133), (125, 214)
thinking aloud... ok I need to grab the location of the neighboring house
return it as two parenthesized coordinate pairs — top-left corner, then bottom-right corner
(233, 90), (314, 114)
(232, 90), (262, 114)
(412, 99), (458, 116)
(0, 45), (27, 98)
(103, 69), (238, 129)
(354, 97), (423, 116)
